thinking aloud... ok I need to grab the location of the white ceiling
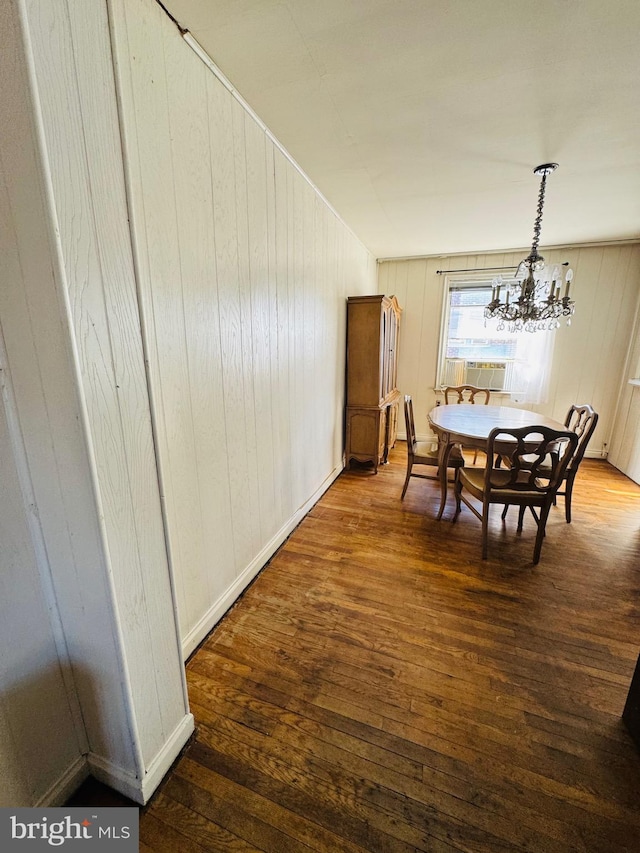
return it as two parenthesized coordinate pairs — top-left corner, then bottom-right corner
(165, 0), (640, 259)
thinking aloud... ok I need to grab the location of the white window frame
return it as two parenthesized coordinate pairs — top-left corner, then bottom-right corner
(436, 275), (518, 392)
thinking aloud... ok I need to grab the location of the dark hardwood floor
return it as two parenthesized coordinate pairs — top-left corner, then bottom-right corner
(73, 446), (640, 851)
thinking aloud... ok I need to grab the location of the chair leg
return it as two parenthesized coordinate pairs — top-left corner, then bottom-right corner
(564, 472), (576, 523)
(400, 463), (412, 499)
(533, 504), (552, 565)
(452, 477), (462, 522)
(501, 505), (508, 521)
(481, 501), (489, 559)
(517, 505), (526, 532)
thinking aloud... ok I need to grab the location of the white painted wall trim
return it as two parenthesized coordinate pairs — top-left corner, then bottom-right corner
(34, 758), (89, 809)
(182, 463), (344, 659)
(89, 712), (194, 805)
(138, 713), (194, 804)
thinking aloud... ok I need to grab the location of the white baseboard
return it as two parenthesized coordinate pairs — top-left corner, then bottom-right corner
(181, 463), (344, 660)
(35, 756), (89, 807)
(88, 712), (194, 804)
(139, 713), (194, 803)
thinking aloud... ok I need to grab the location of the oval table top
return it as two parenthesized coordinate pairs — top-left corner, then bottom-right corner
(428, 404), (565, 443)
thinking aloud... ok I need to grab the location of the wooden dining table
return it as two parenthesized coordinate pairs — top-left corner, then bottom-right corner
(427, 404), (567, 519)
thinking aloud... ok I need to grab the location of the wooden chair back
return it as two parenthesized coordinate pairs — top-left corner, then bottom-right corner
(403, 394), (417, 454)
(444, 385), (491, 405)
(443, 385), (490, 462)
(454, 425), (579, 563)
(564, 404), (598, 470)
(401, 394), (464, 499)
(486, 425), (578, 496)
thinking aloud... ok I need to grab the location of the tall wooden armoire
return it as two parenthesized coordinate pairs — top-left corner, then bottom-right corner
(345, 295), (402, 471)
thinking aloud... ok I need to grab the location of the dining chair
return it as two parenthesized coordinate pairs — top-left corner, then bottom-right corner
(443, 384), (491, 462)
(501, 403), (598, 524)
(401, 395), (464, 499)
(558, 404), (599, 522)
(443, 385), (491, 406)
(453, 425), (578, 564)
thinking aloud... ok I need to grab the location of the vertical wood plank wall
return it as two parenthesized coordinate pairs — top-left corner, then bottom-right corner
(12, 0), (193, 801)
(110, 0), (376, 656)
(0, 334), (83, 807)
(379, 245), (640, 477)
(1, 0), (117, 804)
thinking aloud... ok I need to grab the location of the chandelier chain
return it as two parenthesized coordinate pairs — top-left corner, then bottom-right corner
(530, 171), (548, 259)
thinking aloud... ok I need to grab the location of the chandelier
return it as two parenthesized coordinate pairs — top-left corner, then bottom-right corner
(485, 163), (575, 332)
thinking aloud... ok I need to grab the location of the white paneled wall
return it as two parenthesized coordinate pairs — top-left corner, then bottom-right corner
(609, 292), (640, 482)
(24, 0), (190, 778)
(0, 337), (84, 807)
(0, 0), (193, 805)
(379, 245), (640, 468)
(110, 0), (376, 655)
(1, 0), (98, 805)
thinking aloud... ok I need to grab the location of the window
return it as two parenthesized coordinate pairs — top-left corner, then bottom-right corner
(437, 278), (555, 404)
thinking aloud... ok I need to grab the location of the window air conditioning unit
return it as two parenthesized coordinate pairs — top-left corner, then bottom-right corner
(443, 358), (465, 386)
(465, 361), (507, 391)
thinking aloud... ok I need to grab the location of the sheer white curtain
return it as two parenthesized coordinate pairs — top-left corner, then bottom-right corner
(509, 330), (555, 405)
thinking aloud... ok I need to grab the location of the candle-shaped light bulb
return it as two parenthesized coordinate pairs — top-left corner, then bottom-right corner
(564, 268), (573, 299)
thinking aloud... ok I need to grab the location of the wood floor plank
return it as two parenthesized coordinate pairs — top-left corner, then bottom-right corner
(175, 757), (373, 853)
(145, 793), (261, 852)
(187, 733), (441, 853)
(193, 701), (581, 853)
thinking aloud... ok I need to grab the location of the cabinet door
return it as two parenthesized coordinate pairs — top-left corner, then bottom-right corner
(381, 303), (392, 399)
(348, 298), (385, 407)
(380, 301), (400, 402)
(346, 408), (384, 469)
(379, 305), (387, 402)
(389, 304), (399, 391)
